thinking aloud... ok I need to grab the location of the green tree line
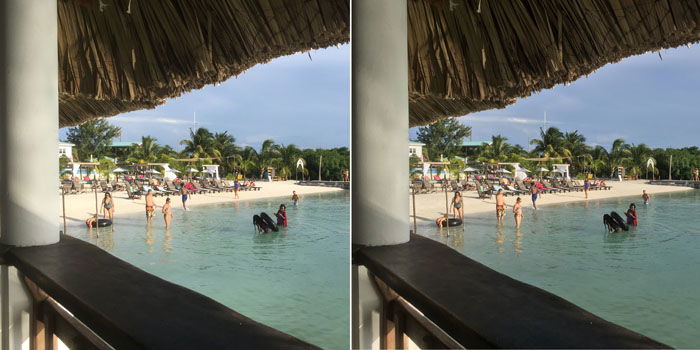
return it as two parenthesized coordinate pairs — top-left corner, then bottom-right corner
(416, 118), (700, 180)
(64, 119), (349, 181)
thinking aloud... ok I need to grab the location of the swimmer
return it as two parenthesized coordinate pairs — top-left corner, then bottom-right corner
(162, 197), (173, 228)
(435, 215), (448, 229)
(450, 191), (463, 220)
(530, 184), (538, 209)
(85, 216), (97, 228)
(642, 190), (650, 205)
(495, 189), (506, 224)
(513, 197), (523, 229)
(276, 204), (288, 227)
(625, 203), (638, 227)
(292, 191), (300, 205)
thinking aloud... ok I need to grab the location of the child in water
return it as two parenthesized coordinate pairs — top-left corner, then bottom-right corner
(276, 204), (288, 227)
(642, 190), (650, 205)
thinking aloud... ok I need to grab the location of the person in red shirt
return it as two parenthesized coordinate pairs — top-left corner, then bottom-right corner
(275, 204), (288, 227)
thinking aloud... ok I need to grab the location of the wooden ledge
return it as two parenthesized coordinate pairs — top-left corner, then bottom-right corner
(355, 234), (669, 349)
(2, 235), (317, 349)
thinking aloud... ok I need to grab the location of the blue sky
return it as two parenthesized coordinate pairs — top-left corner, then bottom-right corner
(61, 44), (349, 151)
(411, 44), (700, 150)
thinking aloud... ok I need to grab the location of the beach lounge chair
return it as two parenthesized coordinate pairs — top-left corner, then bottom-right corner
(475, 181), (493, 199)
(562, 179), (584, 192)
(71, 180), (85, 194)
(544, 180), (569, 193)
(504, 184), (527, 195)
(125, 184), (142, 199)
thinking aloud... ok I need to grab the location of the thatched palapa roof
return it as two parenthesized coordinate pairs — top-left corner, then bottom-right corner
(58, 0), (349, 126)
(59, 0), (700, 127)
(408, 0), (700, 125)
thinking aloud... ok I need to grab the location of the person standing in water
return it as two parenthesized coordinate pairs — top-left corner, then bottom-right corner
(450, 191), (463, 220)
(513, 197), (523, 229)
(180, 186), (189, 211)
(626, 203), (638, 227)
(292, 191), (300, 205)
(495, 189), (506, 224)
(583, 178), (590, 199)
(642, 190), (650, 205)
(233, 179), (240, 199)
(162, 198), (173, 228)
(101, 192), (114, 221)
(276, 204), (288, 227)
(529, 183), (538, 209)
(145, 190), (156, 223)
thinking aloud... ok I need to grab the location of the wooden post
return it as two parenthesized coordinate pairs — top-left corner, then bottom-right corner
(412, 188), (417, 235)
(61, 188), (67, 235)
(94, 169), (99, 221)
(444, 183), (450, 236)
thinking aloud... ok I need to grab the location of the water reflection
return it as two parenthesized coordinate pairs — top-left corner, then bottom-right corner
(494, 225), (506, 254)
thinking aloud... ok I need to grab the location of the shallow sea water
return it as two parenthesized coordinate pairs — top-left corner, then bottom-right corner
(70, 191), (349, 349)
(419, 190), (700, 348)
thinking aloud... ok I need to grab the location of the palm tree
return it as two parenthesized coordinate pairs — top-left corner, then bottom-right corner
(530, 127), (566, 158)
(481, 135), (509, 162)
(257, 139), (280, 178)
(625, 144), (652, 179)
(608, 139), (630, 177)
(180, 128), (222, 160)
(128, 136), (160, 163)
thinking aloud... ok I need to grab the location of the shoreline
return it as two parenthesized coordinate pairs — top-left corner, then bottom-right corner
(410, 180), (694, 223)
(60, 181), (344, 227)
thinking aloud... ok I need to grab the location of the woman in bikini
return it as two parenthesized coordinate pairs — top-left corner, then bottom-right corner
(450, 191), (463, 220)
(513, 197), (523, 229)
(162, 197), (173, 228)
(101, 192), (114, 221)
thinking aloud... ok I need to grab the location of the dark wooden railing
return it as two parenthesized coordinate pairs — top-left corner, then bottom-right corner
(355, 234), (670, 349)
(1, 235), (317, 349)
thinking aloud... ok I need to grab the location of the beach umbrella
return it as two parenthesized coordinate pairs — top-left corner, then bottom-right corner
(496, 169), (511, 174)
(146, 169), (161, 174)
(535, 167), (549, 172)
(519, 168), (531, 173)
(112, 167), (127, 173)
(462, 167), (478, 172)
(186, 168), (199, 173)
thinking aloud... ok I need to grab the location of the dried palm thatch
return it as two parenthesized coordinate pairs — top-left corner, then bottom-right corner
(58, 0), (349, 127)
(408, 0), (700, 126)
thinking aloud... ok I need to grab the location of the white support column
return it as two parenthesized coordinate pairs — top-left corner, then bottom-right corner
(0, 0), (60, 246)
(352, 0), (409, 246)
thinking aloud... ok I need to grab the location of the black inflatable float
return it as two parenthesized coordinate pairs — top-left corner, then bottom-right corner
(610, 211), (629, 231)
(260, 212), (279, 232)
(603, 212), (628, 232)
(89, 219), (112, 228)
(253, 213), (279, 233)
(446, 218), (463, 227)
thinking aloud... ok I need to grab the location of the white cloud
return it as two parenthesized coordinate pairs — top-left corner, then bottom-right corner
(112, 115), (191, 125)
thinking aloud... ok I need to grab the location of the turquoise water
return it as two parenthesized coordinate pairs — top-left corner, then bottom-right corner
(69, 192), (349, 349)
(419, 190), (700, 348)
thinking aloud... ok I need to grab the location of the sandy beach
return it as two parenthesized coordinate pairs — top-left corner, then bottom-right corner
(60, 181), (344, 227)
(411, 180), (693, 224)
